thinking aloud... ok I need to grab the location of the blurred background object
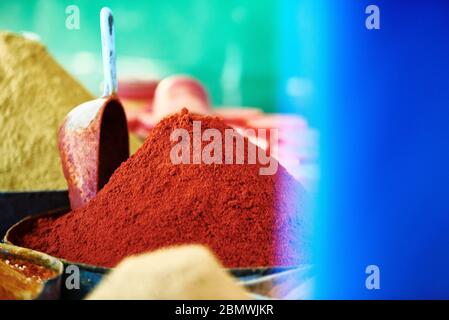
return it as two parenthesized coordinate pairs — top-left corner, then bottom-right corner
(314, 0), (449, 299)
(0, 0), (279, 112)
(86, 245), (251, 300)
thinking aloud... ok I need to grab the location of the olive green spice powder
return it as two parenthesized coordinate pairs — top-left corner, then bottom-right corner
(0, 32), (94, 191)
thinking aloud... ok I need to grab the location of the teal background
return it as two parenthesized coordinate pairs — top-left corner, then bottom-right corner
(0, 0), (279, 112)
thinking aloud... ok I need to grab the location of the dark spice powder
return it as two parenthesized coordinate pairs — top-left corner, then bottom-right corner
(18, 109), (308, 268)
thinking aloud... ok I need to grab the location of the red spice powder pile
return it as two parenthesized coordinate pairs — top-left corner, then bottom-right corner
(18, 109), (308, 268)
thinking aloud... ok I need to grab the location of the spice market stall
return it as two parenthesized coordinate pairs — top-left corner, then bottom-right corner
(0, 5), (316, 300)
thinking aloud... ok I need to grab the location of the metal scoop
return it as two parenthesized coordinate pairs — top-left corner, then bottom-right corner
(59, 8), (129, 210)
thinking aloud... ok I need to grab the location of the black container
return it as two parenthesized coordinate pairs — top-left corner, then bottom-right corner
(0, 191), (69, 236)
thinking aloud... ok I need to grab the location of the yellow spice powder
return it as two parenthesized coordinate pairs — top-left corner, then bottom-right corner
(0, 32), (143, 191)
(0, 32), (94, 191)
